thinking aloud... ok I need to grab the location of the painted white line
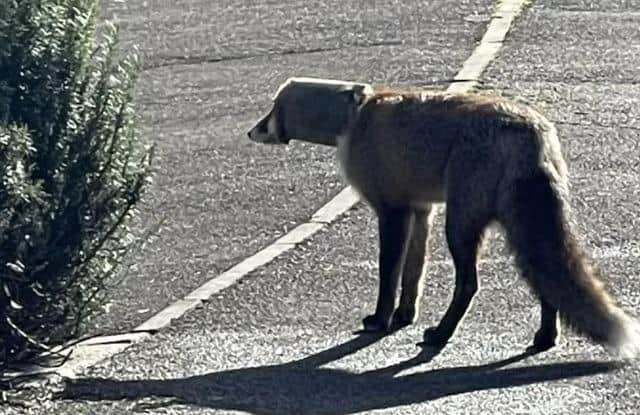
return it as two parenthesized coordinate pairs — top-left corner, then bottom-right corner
(185, 243), (296, 301)
(310, 186), (361, 224)
(5, 332), (152, 380)
(135, 299), (203, 332)
(12, 0), (529, 380)
(447, 0), (528, 94)
(274, 222), (325, 245)
(52, 332), (151, 378)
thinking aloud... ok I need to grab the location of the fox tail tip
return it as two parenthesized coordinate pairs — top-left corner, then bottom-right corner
(608, 314), (640, 360)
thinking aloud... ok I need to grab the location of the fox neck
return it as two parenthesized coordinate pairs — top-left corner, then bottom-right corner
(290, 132), (340, 147)
(284, 121), (346, 147)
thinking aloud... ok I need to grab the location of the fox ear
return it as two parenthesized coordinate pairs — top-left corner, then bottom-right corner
(340, 85), (369, 106)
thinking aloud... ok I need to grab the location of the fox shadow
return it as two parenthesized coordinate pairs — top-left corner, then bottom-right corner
(60, 333), (620, 414)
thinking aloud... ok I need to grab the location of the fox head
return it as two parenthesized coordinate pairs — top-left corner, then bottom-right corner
(247, 77), (373, 146)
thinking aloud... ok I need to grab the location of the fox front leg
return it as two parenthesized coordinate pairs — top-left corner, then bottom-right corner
(363, 207), (414, 332)
(392, 206), (433, 327)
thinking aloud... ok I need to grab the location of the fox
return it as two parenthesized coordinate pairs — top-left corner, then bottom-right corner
(247, 77), (640, 357)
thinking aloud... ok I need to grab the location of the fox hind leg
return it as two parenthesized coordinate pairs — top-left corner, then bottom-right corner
(393, 206), (433, 328)
(531, 299), (560, 352)
(363, 206), (414, 332)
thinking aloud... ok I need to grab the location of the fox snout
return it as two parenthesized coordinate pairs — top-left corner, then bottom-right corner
(247, 126), (261, 141)
(247, 110), (288, 144)
(247, 117), (268, 142)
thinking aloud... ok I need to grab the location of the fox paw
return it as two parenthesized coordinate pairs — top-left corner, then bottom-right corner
(391, 308), (417, 328)
(529, 331), (558, 352)
(420, 327), (450, 348)
(362, 314), (392, 332)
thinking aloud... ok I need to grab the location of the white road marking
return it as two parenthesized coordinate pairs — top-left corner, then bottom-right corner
(8, 0), (532, 380)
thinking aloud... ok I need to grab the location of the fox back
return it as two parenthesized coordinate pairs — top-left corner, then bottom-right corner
(340, 91), (568, 210)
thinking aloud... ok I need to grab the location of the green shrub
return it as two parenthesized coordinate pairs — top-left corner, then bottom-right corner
(0, 0), (152, 367)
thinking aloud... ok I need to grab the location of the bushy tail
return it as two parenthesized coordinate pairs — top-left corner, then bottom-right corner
(498, 172), (640, 358)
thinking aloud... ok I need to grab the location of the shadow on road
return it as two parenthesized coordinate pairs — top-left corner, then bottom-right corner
(60, 333), (619, 414)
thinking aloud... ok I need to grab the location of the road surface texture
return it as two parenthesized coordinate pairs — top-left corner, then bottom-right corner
(6, 0), (640, 414)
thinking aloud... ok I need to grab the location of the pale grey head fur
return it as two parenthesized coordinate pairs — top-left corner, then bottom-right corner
(247, 77), (373, 146)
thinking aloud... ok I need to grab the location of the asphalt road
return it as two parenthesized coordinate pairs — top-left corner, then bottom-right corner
(7, 0), (640, 413)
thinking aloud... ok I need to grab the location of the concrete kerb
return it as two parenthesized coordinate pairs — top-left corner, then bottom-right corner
(9, 0), (530, 380)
